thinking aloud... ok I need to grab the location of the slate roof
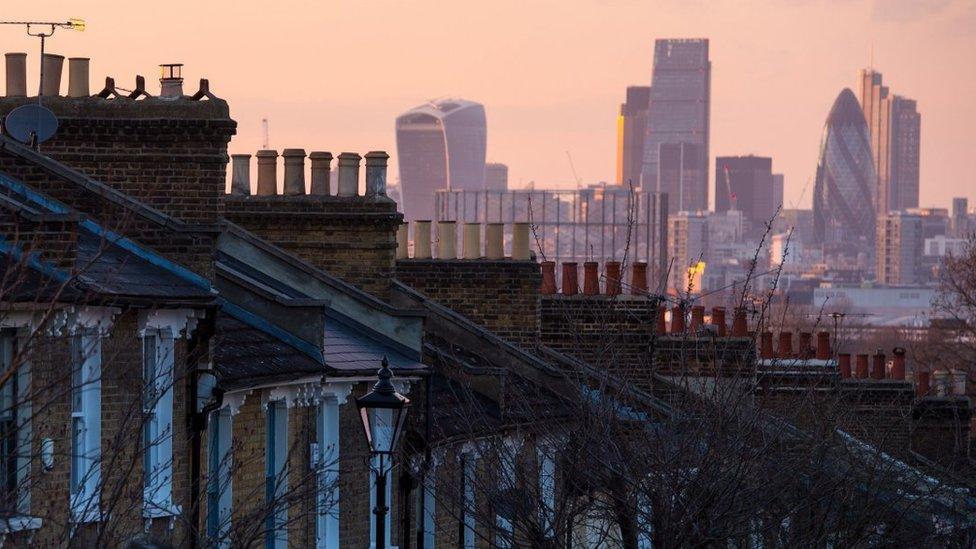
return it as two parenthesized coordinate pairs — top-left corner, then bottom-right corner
(214, 313), (324, 390)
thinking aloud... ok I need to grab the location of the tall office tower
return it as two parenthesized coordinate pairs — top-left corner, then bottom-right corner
(668, 211), (709, 294)
(395, 99), (487, 221)
(857, 69), (921, 213)
(485, 163), (509, 191)
(952, 197), (970, 237)
(641, 39), (710, 211)
(617, 86), (650, 186)
(714, 155), (775, 235)
(877, 211), (925, 285)
(772, 174), (784, 212)
(813, 89), (878, 246)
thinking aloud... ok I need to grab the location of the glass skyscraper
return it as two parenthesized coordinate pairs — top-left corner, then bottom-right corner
(395, 99), (487, 221)
(640, 39), (711, 212)
(813, 89), (878, 245)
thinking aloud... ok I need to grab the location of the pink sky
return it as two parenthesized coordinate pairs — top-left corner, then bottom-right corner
(7, 0), (976, 209)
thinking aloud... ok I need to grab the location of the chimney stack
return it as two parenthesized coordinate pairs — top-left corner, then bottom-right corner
(41, 54), (65, 96)
(364, 151), (389, 197)
(855, 354), (869, 379)
(437, 221), (457, 259)
(760, 332), (773, 359)
(540, 261), (556, 295)
(396, 223), (409, 260)
(230, 154), (252, 196)
(485, 224), (504, 259)
(778, 331), (793, 359)
(690, 305), (705, 331)
(309, 152), (333, 195)
(712, 307), (727, 337)
(512, 223), (531, 260)
(67, 57), (90, 97)
(337, 152), (361, 196)
(631, 262), (648, 295)
(605, 261), (621, 296)
(5, 53), (27, 96)
(282, 149), (307, 195)
(255, 150), (278, 196)
(671, 304), (686, 334)
(871, 351), (886, 380)
(838, 354), (852, 379)
(731, 307), (748, 337)
(159, 63), (183, 98)
(413, 221), (432, 259)
(891, 347), (906, 381)
(562, 263), (578, 295)
(462, 223), (481, 259)
(583, 262), (599, 295)
(815, 332), (831, 360)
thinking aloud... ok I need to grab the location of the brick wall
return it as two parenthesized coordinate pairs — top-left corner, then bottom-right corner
(912, 396), (972, 467)
(396, 259), (541, 348)
(224, 196), (401, 301)
(837, 380), (915, 456)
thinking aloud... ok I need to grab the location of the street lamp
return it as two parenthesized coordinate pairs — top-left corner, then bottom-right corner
(356, 357), (410, 549)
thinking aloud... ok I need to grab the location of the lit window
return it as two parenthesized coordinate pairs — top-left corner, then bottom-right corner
(70, 333), (101, 522)
(143, 329), (176, 517)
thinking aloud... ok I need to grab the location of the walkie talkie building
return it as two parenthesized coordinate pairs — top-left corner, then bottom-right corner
(813, 88), (878, 246)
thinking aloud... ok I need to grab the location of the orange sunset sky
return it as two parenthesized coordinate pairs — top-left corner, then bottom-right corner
(5, 0), (976, 210)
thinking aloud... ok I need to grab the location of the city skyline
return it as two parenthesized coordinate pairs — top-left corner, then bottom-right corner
(8, 0), (975, 211)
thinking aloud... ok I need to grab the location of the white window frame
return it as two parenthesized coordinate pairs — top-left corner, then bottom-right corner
(316, 396), (340, 549)
(369, 409), (395, 549)
(70, 332), (101, 523)
(0, 331), (39, 532)
(142, 328), (177, 518)
(461, 451), (476, 549)
(265, 400), (288, 549)
(537, 442), (557, 539)
(207, 408), (233, 547)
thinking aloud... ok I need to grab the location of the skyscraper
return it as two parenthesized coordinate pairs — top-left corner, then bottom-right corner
(395, 99), (487, 221)
(772, 174), (784, 212)
(714, 155), (775, 236)
(616, 86), (650, 186)
(668, 211), (709, 294)
(857, 69), (921, 213)
(641, 39), (710, 211)
(485, 163), (508, 191)
(813, 89), (878, 245)
(877, 211), (925, 285)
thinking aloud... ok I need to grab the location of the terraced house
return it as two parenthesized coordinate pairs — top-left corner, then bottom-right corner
(1, 55), (976, 548)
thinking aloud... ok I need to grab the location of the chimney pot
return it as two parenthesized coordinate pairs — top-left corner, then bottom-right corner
(731, 307), (748, 337)
(816, 332), (831, 360)
(5, 53), (27, 97)
(778, 331), (793, 359)
(483, 223), (503, 259)
(413, 220), (432, 259)
(41, 53), (65, 96)
(364, 151), (389, 197)
(540, 261), (556, 295)
(67, 57), (90, 97)
(630, 262), (648, 295)
(671, 304), (686, 334)
(437, 221), (457, 259)
(871, 351), (886, 380)
(561, 263), (579, 296)
(396, 223), (409, 260)
(838, 354), (852, 379)
(798, 332), (813, 359)
(855, 354), (869, 379)
(891, 347), (906, 381)
(915, 370), (931, 397)
(511, 223), (531, 260)
(583, 262), (600, 295)
(159, 63), (184, 98)
(336, 152), (361, 196)
(309, 151), (333, 195)
(255, 150), (278, 196)
(712, 307), (727, 337)
(951, 370), (967, 396)
(230, 154), (252, 196)
(690, 305), (705, 331)
(760, 332), (774, 359)
(605, 261), (622, 296)
(282, 148), (307, 195)
(462, 223), (481, 259)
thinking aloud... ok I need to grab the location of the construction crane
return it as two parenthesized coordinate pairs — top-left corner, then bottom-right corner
(722, 163), (737, 211)
(565, 151), (582, 190)
(261, 117), (270, 149)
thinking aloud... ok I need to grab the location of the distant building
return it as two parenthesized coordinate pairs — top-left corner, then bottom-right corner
(485, 162), (508, 191)
(396, 99), (487, 221)
(877, 211), (925, 286)
(857, 69), (920, 213)
(813, 89), (877, 246)
(772, 209), (815, 244)
(715, 155), (775, 236)
(906, 207), (950, 239)
(772, 174), (784, 212)
(617, 86), (650, 186)
(641, 39), (710, 212)
(951, 197), (972, 237)
(668, 211), (709, 294)
(925, 235), (968, 257)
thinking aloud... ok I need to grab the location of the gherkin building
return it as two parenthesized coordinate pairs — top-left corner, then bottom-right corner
(812, 88), (877, 245)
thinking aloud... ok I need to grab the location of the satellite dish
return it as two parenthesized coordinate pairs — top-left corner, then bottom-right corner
(4, 104), (59, 146)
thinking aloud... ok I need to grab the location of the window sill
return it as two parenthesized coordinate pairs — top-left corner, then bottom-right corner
(71, 507), (106, 524)
(0, 516), (42, 533)
(143, 503), (182, 519)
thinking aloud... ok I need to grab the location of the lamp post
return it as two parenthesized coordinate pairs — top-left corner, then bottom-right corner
(356, 357), (410, 549)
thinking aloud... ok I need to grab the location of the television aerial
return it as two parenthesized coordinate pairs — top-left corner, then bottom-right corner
(4, 104), (59, 147)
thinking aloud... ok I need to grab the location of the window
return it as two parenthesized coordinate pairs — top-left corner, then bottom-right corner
(143, 329), (176, 517)
(70, 333), (101, 522)
(537, 442), (556, 539)
(207, 408), (232, 546)
(265, 401), (288, 549)
(315, 397), (340, 549)
(416, 468), (435, 549)
(461, 452), (476, 549)
(0, 332), (30, 519)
